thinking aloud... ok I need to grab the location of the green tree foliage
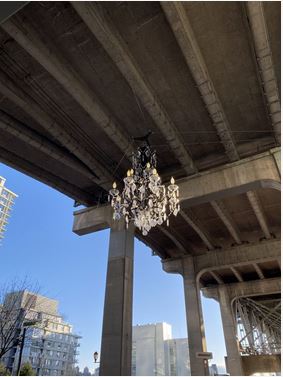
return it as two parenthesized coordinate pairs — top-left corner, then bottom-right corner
(0, 363), (11, 376)
(19, 363), (35, 376)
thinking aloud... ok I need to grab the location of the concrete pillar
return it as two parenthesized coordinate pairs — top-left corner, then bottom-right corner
(182, 257), (209, 376)
(99, 221), (134, 376)
(163, 257), (209, 376)
(217, 286), (243, 376)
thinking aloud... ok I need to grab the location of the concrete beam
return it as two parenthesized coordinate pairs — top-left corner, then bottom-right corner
(0, 145), (95, 206)
(0, 110), (100, 184)
(1, 16), (133, 161)
(195, 239), (280, 277)
(253, 262), (265, 280)
(72, 150), (281, 236)
(158, 226), (188, 256)
(135, 231), (168, 259)
(246, 2), (281, 145)
(0, 2), (28, 24)
(73, 205), (112, 235)
(210, 271), (224, 285)
(73, 203), (191, 256)
(72, 2), (196, 176)
(178, 148), (280, 207)
(0, 70), (112, 188)
(179, 209), (215, 250)
(246, 190), (271, 239)
(230, 266), (243, 283)
(271, 147), (281, 175)
(161, 2), (239, 162)
(162, 239), (280, 276)
(203, 278), (281, 302)
(211, 200), (242, 245)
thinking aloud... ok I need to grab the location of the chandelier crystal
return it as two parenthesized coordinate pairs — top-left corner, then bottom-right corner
(108, 144), (180, 236)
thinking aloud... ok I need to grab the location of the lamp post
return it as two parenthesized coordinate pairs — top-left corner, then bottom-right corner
(16, 319), (40, 376)
(93, 352), (99, 375)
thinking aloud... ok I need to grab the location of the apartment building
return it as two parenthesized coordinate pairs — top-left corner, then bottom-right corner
(0, 175), (17, 244)
(1, 291), (80, 376)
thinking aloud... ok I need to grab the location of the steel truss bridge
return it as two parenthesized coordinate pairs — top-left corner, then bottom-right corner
(235, 295), (281, 356)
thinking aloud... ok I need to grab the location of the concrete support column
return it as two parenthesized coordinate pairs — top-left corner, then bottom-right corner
(162, 257), (209, 376)
(99, 221), (134, 376)
(217, 286), (243, 376)
(182, 257), (209, 376)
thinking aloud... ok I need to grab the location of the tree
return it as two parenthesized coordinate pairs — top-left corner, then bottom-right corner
(0, 280), (40, 362)
(83, 367), (91, 376)
(19, 362), (35, 376)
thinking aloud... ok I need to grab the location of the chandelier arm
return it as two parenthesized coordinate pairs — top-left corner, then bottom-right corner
(109, 144), (180, 235)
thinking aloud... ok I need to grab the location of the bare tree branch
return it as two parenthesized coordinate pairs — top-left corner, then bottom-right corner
(0, 279), (40, 361)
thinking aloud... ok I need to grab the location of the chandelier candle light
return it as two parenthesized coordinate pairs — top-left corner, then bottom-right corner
(108, 144), (180, 236)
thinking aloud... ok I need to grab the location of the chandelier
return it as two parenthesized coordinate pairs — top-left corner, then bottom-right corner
(108, 142), (180, 236)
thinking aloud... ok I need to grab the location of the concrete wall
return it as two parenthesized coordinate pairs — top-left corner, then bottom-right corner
(241, 355), (281, 375)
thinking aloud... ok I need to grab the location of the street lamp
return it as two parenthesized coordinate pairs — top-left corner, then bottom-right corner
(93, 352), (99, 375)
(93, 352), (99, 363)
(16, 319), (40, 376)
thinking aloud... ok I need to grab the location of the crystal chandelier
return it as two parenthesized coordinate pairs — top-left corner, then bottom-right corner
(108, 143), (180, 236)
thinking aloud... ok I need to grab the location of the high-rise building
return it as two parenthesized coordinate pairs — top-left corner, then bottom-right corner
(164, 338), (191, 376)
(0, 175), (17, 244)
(1, 291), (80, 376)
(210, 363), (219, 375)
(132, 323), (190, 376)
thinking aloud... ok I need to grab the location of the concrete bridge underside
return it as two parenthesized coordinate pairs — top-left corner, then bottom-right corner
(0, 2), (281, 376)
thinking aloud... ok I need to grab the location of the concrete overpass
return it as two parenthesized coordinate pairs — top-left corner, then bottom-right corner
(0, 1), (280, 376)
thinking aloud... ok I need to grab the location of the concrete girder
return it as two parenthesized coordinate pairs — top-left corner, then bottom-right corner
(230, 266), (244, 283)
(161, 2), (239, 162)
(135, 231), (167, 259)
(178, 148), (280, 207)
(71, 2), (196, 176)
(0, 145), (95, 206)
(210, 271), (224, 285)
(73, 204), (112, 235)
(253, 263), (265, 280)
(73, 148), (280, 235)
(0, 110), (102, 185)
(1, 17), (134, 161)
(0, 2), (28, 24)
(72, 204), (190, 258)
(0, 70), (112, 189)
(72, 148), (281, 232)
(210, 200), (242, 245)
(247, 190), (271, 239)
(161, 239), (280, 277)
(246, 2), (281, 145)
(202, 278), (281, 303)
(158, 225), (190, 256)
(179, 209), (215, 250)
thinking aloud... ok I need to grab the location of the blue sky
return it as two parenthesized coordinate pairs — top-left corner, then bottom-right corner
(0, 162), (227, 373)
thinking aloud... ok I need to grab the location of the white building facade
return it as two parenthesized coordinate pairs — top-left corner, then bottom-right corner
(132, 323), (190, 376)
(0, 175), (17, 244)
(2, 291), (80, 376)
